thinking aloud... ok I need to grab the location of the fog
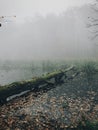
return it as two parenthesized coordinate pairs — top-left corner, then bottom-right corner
(0, 0), (97, 61)
(0, 0), (93, 16)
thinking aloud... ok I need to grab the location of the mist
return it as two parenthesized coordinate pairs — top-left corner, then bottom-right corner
(0, 1), (97, 61)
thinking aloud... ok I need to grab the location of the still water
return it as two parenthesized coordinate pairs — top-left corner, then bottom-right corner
(0, 60), (63, 85)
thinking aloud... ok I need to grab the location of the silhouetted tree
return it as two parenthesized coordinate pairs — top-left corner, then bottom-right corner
(87, 0), (98, 41)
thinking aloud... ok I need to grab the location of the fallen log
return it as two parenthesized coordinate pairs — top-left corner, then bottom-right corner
(0, 66), (75, 105)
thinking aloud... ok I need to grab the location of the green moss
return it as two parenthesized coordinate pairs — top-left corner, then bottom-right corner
(43, 70), (62, 79)
(0, 68), (69, 104)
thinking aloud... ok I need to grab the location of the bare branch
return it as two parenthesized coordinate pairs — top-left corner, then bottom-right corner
(90, 3), (98, 12)
(90, 30), (98, 34)
(88, 1), (98, 39)
(92, 7), (98, 12)
(87, 23), (98, 28)
(86, 23), (92, 28)
(92, 23), (98, 26)
(91, 33), (98, 40)
(91, 18), (98, 22)
(93, 30), (98, 33)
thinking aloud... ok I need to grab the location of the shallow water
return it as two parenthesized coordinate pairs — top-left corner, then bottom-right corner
(0, 60), (61, 85)
(0, 61), (43, 85)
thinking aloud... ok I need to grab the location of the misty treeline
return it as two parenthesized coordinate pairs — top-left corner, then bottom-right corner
(21, 8), (90, 60)
(0, 3), (98, 60)
(19, 4), (97, 60)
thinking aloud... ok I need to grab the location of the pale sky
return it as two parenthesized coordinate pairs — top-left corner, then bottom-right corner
(0, 0), (93, 17)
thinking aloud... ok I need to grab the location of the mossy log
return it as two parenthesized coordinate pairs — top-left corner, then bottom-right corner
(0, 66), (74, 104)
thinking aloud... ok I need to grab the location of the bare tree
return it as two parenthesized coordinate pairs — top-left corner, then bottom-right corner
(87, 0), (98, 41)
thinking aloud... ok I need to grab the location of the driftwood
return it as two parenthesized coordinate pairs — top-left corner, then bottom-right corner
(0, 66), (78, 105)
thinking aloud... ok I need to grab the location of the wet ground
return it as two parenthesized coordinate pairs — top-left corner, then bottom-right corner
(0, 71), (98, 130)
